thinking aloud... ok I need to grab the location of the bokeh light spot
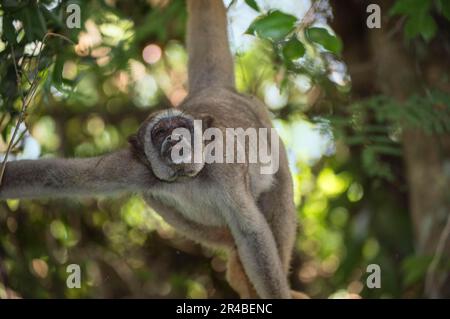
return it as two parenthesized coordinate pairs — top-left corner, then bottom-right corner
(142, 44), (162, 64)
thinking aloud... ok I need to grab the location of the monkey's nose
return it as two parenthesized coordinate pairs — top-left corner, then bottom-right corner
(161, 136), (180, 158)
(167, 134), (182, 147)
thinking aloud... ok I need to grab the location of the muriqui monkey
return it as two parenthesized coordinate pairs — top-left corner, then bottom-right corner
(0, 0), (305, 299)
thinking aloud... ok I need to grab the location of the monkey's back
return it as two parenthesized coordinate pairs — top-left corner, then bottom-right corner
(180, 87), (273, 130)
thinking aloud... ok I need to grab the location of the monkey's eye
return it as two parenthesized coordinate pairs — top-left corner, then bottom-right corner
(153, 127), (166, 137)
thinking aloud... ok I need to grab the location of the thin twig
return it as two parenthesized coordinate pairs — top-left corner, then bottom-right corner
(0, 45), (28, 185)
(0, 33), (74, 185)
(22, 40), (45, 85)
(296, 2), (316, 32)
(10, 129), (28, 151)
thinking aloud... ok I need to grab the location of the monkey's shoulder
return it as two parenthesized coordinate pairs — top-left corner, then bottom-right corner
(180, 88), (272, 128)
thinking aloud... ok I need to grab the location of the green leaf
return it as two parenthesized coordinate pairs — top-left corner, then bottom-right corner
(246, 10), (297, 41)
(389, 0), (430, 16)
(282, 37), (305, 61)
(419, 15), (437, 41)
(436, 0), (450, 20)
(370, 145), (402, 157)
(404, 19), (420, 39)
(245, 0), (260, 12)
(2, 15), (17, 44)
(22, 8), (35, 42)
(52, 55), (64, 87)
(402, 255), (433, 286)
(1, 0), (21, 9)
(23, 5), (47, 41)
(39, 6), (65, 28)
(405, 13), (437, 41)
(389, 0), (410, 15)
(390, 0), (437, 40)
(306, 27), (343, 54)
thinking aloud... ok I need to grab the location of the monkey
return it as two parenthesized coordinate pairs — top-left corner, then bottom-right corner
(0, 0), (305, 299)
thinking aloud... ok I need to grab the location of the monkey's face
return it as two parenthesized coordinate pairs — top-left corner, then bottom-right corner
(131, 109), (206, 182)
(151, 115), (195, 166)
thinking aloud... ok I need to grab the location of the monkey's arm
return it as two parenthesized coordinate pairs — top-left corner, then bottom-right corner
(0, 148), (155, 199)
(187, 0), (235, 93)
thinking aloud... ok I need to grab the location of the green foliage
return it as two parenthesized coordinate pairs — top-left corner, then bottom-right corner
(306, 27), (342, 55)
(246, 10), (297, 41)
(282, 37), (305, 60)
(328, 90), (450, 180)
(436, 0), (450, 20)
(402, 255), (433, 286)
(390, 0), (450, 41)
(243, 2), (433, 298)
(244, 0), (260, 12)
(244, 3), (348, 97)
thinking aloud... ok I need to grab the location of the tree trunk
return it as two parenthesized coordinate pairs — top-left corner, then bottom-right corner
(332, 0), (450, 297)
(368, 7), (450, 298)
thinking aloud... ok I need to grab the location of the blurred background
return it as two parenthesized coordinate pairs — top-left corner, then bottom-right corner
(0, 0), (449, 298)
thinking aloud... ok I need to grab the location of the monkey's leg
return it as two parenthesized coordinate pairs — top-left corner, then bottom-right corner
(258, 170), (310, 299)
(226, 249), (258, 299)
(227, 250), (309, 299)
(219, 184), (291, 299)
(145, 195), (261, 298)
(145, 194), (261, 298)
(258, 168), (297, 274)
(146, 195), (261, 298)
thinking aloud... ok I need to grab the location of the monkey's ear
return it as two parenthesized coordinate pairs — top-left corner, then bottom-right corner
(200, 114), (215, 129)
(128, 134), (142, 151)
